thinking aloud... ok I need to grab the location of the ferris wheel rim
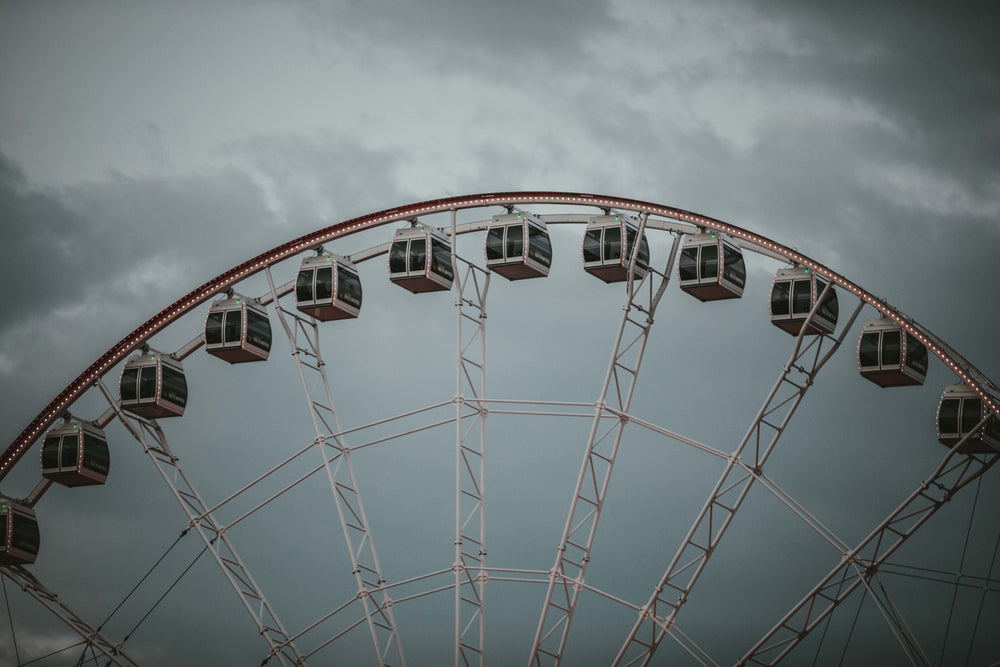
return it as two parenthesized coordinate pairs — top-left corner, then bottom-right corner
(2, 191), (998, 665)
(2, 190), (995, 484)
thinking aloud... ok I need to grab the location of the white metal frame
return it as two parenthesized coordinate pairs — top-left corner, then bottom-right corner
(2, 193), (998, 666)
(266, 265), (405, 666)
(738, 417), (999, 665)
(613, 282), (864, 665)
(529, 216), (681, 665)
(1, 564), (141, 666)
(451, 210), (491, 666)
(96, 378), (304, 666)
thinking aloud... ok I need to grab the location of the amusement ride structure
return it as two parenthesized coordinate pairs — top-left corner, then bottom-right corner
(1, 192), (997, 665)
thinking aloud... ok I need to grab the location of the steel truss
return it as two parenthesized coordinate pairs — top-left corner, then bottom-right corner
(451, 211), (491, 667)
(4, 193), (999, 665)
(613, 285), (865, 666)
(265, 266), (405, 666)
(95, 379), (304, 666)
(1, 564), (141, 666)
(528, 217), (681, 666)
(738, 421), (999, 665)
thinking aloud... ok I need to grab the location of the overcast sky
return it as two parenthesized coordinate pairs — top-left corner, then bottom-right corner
(1, 1), (999, 665)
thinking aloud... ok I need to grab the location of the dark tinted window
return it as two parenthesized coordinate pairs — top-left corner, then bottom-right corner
(961, 398), (982, 435)
(138, 365), (158, 400)
(905, 335), (928, 375)
(120, 367), (139, 401)
(41, 436), (60, 469)
(11, 514), (39, 555)
(817, 281), (839, 324)
(316, 267), (333, 301)
(0, 514), (6, 549)
(246, 310), (272, 352)
(722, 245), (746, 288)
(859, 332), (880, 368)
(604, 226), (622, 261)
(224, 309), (242, 345)
(409, 239), (426, 273)
(771, 281), (790, 316)
(881, 330), (901, 367)
(528, 225), (552, 267)
(431, 239), (453, 280)
(679, 247), (698, 281)
(161, 366), (188, 407)
(61, 434), (78, 469)
(82, 433), (110, 475)
(295, 269), (313, 303)
(701, 244), (719, 279)
(939, 398), (960, 435)
(638, 236), (650, 266)
(506, 224), (523, 259)
(583, 229), (602, 263)
(792, 280), (812, 315)
(388, 241), (408, 274)
(486, 227), (504, 261)
(205, 311), (224, 345)
(337, 267), (362, 307)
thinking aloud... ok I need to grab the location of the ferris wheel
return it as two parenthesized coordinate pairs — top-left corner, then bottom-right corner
(1, 192), (998, 666)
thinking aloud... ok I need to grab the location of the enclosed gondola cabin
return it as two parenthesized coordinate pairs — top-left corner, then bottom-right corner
(41, 421), (110, 487)
(296, 254), (362, 321)
(678, 234), (746, 301)
(858, 319), (928, 387)
(582, 215), (650, 283)
(205, 296), (272, 363)
(0, 502), (39, 566)
(937, 385), (1000, 454)
(388, 226), (454, 293)
(769, 267), (839, 336)
(485, 213), (553, 280)
(120, 352), (187, 418)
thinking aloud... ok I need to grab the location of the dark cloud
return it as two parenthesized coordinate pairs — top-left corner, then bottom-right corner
(285, 0), (613, 69)
(2, 2), (999, 664)
(741, 0), (1000, 185)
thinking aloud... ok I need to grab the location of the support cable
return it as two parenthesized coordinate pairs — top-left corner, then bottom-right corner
(95, 530), (188, 632)
(837, 587), (868, 667)
(874, 575), (929, 665)
(938, 474), (983, 664)
(880, 566), (1000, 590)
(120, 544), (209, 645)
(2, 573), (21, 665)
(964, 513), (1000, 665)
(17, 640), (85, 665)
(810, 578), (846, 667)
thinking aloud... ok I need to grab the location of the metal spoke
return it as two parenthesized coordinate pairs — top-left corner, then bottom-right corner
(452, 207), (490, 667)
(739, 420), (998, 665)
(0, 565), (140, 666)
(95, 379), (303, 666)
(529, 220), (680, 666)
(265, 266), (405, 667)
(613, 288), (864, 666)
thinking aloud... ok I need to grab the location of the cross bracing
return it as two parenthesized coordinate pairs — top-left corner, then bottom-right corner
(2, 193), (997, 665)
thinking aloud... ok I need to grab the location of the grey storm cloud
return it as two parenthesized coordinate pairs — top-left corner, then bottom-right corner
(286, 0), (613, 65)
(1, 1), (999, 665)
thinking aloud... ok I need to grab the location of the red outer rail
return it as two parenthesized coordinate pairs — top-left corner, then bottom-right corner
(3, 191), (996, 483)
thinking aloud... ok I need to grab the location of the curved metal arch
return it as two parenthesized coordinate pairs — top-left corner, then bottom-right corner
(3, 191), (996, 482)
